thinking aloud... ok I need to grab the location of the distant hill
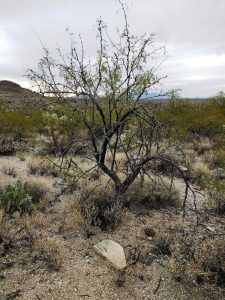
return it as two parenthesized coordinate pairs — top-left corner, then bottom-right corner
(0, 80), (45, 112)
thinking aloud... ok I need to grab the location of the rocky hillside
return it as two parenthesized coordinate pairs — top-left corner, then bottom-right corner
(0, 80), (44, 111)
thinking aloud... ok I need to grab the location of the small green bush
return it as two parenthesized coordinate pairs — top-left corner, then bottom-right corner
(0, 180), (48, 215)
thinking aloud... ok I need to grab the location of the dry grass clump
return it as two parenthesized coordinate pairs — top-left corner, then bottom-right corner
(203, 150), (216, 165)
(185, 148), (196, 163)
(60, 194), (85, 232)
(25, 176), (52, 201)
(125, 178), (181, 209)
(105, 151), (127, 167)
(192, 161), (212, 180)
(27, 157), (49, 175)
(73, 179), (122, 231)
(1, 163), (17, 177)
(193, 236), (225, 286)
(169, 235), (225, 286)
(193, 137), (213, 155)
(32, 236), (65, 270)
(150, 225), (225, 288)
(28, 156), (62, 177)
(203, 178), (225, 214)
(16, 151), (27, 161)
(203, 150), (225, 170)
(19, 212), (50, 232)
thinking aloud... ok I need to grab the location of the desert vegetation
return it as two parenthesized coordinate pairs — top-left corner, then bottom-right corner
(0, 2), (224, 300)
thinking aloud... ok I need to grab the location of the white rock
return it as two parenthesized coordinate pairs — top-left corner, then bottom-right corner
(93, 240), (126, 270)
(179, 165), (189, 172)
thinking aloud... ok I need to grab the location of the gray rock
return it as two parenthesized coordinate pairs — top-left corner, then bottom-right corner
(93, 240), (126, 270)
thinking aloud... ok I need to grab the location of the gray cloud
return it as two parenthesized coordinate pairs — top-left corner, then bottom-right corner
(0, 0), (225, 97)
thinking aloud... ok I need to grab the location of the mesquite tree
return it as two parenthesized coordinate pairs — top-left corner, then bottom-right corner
(28, 2), (191, 204)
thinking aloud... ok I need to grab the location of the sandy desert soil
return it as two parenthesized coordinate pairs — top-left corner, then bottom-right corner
(0, 156), (224, 300)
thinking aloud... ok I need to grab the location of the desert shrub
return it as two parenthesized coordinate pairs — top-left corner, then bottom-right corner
(41, 105), (84, 155)
(24, 179), (50, 203)
(165, 230), (225, 287)
(193, 236), (225, 286)
(204, 178), (225, 213)
(193, 137), (213, 155)
(0, 211), (19, 256)
(0, 135), (17, 155)
(80, 187), (122, 230)
(0, 179), (50, 215)
(125, 179), (180, 209)
(213, 150), (225, 168)
(157, 98), (225, 144)
(0, 112), (43, 138)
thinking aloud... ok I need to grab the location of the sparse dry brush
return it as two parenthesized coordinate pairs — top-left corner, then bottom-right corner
(32, 236), (65, 270)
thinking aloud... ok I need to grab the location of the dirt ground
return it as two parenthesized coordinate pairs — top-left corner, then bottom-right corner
(0, 156), (224, 300)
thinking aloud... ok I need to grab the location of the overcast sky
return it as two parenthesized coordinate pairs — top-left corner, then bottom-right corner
(0, 0), (225, 97)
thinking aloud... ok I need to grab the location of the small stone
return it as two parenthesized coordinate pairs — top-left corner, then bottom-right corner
(147, 237), (153, 241)
(93, 240), (126, 270)
(179, 166), (189, 172)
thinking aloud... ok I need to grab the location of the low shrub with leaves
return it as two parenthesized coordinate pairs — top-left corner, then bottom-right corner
(0, 179), (50, 215)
